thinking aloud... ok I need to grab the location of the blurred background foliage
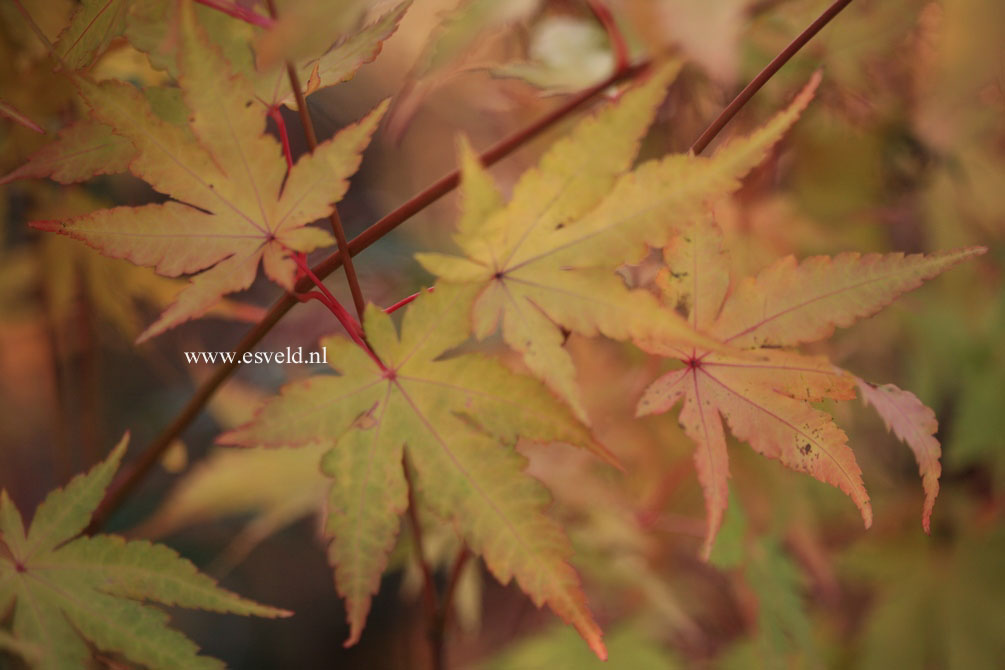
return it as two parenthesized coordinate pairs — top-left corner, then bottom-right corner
(1, 0), (1002, 667)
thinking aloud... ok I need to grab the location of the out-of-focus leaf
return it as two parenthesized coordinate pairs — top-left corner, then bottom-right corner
(254, 0), (365, 69)
(54, 0), (130, 70)
(708, 493), (746, 570)
(841, 527), (1005, 670)
(746, 538), (816, 664)
(255, 1), (411, 110)
(386, 0), (540, 138)
(492, 16), (612, 94)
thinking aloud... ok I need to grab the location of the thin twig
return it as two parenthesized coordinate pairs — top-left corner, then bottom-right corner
(264, 0), (368, 320)
(690, 0), (853, 155)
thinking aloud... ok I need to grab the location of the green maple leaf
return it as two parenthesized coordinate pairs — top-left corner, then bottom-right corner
(221, 283), (614, 658)
(30, 2), (386, 342)
(0, 434), (290, 670)
(417, 65), (820, 422)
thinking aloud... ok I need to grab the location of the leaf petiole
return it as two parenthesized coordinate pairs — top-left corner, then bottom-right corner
(285, 250), (385, 368)
(193, 0), (275, 29)
(267, 106), (294, 169)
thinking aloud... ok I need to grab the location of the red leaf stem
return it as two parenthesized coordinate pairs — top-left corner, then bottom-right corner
(194, 0), (274, 28)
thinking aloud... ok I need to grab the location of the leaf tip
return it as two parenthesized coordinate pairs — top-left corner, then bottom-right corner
(588, 636), (608, 661)
(28, 220), (63, 233)
(109, 431), (130, 465)
(699, 538), (714, 563)
(342, 627), (363, 649)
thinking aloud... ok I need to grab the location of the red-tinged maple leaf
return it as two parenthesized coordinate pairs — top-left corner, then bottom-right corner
(220, 284), (611, 659)
(29, 2), (386, 342)
(637, 215), (984, 557)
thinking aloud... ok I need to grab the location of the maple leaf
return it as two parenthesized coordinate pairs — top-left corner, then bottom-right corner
(221, 283), (612, 658)
(637, 214), (985, 556)
(29, 2), (386, 342)
(0, 434), (290, 670)
(417, 67), (819, 423)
